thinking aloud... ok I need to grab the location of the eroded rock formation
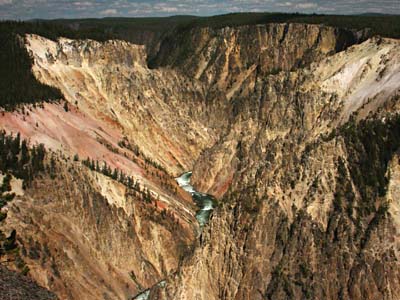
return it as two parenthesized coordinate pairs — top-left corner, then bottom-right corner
(1, 22), (400, 300)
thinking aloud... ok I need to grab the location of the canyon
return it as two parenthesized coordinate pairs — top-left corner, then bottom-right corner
(0, 20), (400, 300)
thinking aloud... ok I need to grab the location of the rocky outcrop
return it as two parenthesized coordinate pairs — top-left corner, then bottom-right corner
(151, 23), (367, 90)
(25, 34), (220, 176)
(0, 265), (58, 300)
(192, 37), (400, 197)
(1, 156), (197, 300)
(1, 22), (400, 300)
(148, 36), (400, 300)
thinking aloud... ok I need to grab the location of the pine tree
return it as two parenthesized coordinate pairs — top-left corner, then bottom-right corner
(112, 168), (118, 180)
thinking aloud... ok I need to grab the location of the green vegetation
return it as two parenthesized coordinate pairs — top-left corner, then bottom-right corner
(329, 114), (400, 249)
(0, 131), (47, 186)
(292, 14), (400, 39)
(0, 130), (48, 239)
(81, 157), (154, 203)
(0, 229), (30, 275)
(340, 115), (400, 217)
(118, 138), (141, 156)
(332, 157), (355, 216)
(0, 22), (63, 110)
(49, 15), (198, 42)
(118, 137), (168, 173)
(63, 101), (69, 112)
(1, 13), (399, 109)
(0, 174), (15, 211)
(3, 230), (17, 251)
(1, 174), (12, 193)
(49, 13), (400, 40)
(0, 132), (54, 276)
(152, 12), (400, 68)
(169, 13), (399, 39)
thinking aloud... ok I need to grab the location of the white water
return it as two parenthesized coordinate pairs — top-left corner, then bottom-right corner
(176, 171), (195, 194)
(134, 290), (150, 300)
(132, 280), (166, 300)
(176, 171), (216, 226)
(132, 172), (214, 300)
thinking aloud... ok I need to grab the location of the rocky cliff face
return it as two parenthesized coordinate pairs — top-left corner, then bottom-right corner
(25, 34), (219, 175)
(1, 154), (197, 300)
(0, 35), (207, 299)
(191, 37), (400, 197)
(151, 23), (367, 91)
(148, 35), (400, 300)
(1, 22), (400, 300)
(0, 265), (58, 300)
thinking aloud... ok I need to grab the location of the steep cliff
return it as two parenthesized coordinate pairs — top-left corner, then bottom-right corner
(0, 21), (400, 300)
(151, 23), (367, 89)
(1, 152), (198, 300)
(147, 36), (400, 300)
(24, 34), (220, 175)
(0, 265), (58, 300)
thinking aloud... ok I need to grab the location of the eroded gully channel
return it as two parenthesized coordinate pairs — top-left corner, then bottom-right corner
(132, 171), (216, 300)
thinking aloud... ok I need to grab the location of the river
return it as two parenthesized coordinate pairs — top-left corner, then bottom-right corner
(132, 172), (215, 300)
(176, 171), (216, 227)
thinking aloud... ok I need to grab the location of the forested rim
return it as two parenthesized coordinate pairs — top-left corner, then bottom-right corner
(0, 22), (63, 110)
(0, 13), (399, 109)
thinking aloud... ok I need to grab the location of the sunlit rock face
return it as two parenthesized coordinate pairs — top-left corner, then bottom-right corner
(152, 23), (367, 89)
(1, 22), (400, 300)
(147, 30), (400, 300)
(24, 34), (221, 176)
(1, 34), (212, 300)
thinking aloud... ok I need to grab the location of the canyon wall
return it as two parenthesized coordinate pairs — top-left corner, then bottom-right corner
(1, 22), (399, 300)
(25, 34), (220, 175)
(151, 23), (367, 89)
(1, 154), (198, 300)
(147, 33), (400, 300)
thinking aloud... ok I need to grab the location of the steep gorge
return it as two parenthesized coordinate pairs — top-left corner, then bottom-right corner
(148, 35), (400, 300)
(1, 21), (400, 300)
